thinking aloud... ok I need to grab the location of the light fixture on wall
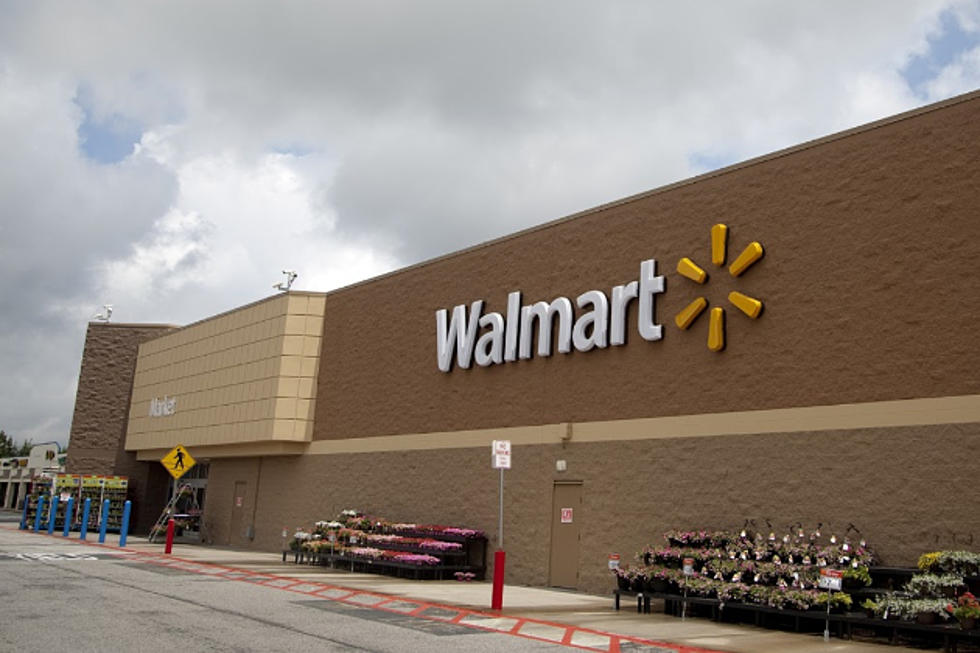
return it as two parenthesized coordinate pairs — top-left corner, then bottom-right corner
(93, 304), (113, 322)
(273, 270), (298, 292)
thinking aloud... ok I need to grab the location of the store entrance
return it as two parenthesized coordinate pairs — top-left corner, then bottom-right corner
(548, 481), (583, 589)
(169, 462), (209, 543)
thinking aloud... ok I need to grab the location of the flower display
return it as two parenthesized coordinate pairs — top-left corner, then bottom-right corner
(286, 509), (485, 579)
(616, 524), (884, 613)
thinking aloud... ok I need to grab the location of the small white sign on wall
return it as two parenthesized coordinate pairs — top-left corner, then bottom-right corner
(491, 440), (512, 469)
(561, 508), (573, 523)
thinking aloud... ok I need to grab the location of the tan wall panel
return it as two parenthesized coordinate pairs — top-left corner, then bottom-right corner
(125, 292), (325, 453)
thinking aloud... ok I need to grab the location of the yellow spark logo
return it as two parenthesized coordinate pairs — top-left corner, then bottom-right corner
(674, 224), (764, 351)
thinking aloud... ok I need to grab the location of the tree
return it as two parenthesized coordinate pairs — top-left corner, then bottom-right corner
(0, 430), (14, 457)
(0, 430), (32, 457)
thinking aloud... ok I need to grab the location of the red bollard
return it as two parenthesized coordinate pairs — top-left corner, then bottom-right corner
(491, 549), (506, 610)
(164, 518), (176, 554)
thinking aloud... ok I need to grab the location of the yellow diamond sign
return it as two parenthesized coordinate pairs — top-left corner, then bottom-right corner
(161, 444), (195, 480)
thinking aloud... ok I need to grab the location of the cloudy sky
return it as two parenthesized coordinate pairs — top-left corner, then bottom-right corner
(1, 1), (978, 451)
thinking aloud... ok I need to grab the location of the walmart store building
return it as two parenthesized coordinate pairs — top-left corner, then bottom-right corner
(66, 91), (980, 595)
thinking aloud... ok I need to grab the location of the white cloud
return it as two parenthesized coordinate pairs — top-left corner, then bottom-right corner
(926, 45), (980, 97)
(0, 0), (977, 448)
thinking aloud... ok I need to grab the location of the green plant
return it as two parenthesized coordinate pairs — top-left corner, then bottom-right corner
(716, 582), (749, 603)
(676, 575), (713, 596)
(918, 550), (980, 576)
(907, 598), (952, 621)
(747, 584), (772, 605)
(782, 589), (819, 610)
(877, 596), (913, 619)
(815, 591), (853, 610)
(860, 598), (878, 612)
(905, 573), (965, 597)
(935, 551), (980, 577)
(878, 596), (950, 621)
(843, 565), (872, 587)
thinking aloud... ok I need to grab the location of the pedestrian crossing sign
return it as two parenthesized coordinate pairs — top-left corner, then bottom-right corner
(161, 444), (195, 480)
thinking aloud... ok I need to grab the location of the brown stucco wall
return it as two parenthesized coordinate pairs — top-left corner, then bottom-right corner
(314, 91), (980, 441)
(66, 322), (175, 533)
(206, 421), (979, 596)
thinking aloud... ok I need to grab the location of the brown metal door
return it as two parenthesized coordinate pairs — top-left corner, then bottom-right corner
(548, 481), (582, 588)
(229, 481), (247, 545)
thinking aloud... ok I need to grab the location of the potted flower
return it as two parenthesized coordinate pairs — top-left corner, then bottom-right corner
(716, 582), (749, 604)
(947, 592), (980, 630)
(613, 567), (630, 591)
(905, 573), (965, 598)
(907, 598), (951, 624)
(645, 566), (673, 593)
(629, 569), (646, 592)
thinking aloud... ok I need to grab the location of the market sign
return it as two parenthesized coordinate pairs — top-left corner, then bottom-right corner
(435, 224), (766, 370)
(160, 444), (196, 480)
(149, 395), (177, 417)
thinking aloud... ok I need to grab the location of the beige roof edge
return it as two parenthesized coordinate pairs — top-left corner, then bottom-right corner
(88, 322), (179, 329)
(322, 88), (980, 298)
(137, 290), (327, 345)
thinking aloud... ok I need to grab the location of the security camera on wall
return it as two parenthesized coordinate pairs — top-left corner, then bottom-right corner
(93, 304), (113, 322)
(273, 270), (298, 292)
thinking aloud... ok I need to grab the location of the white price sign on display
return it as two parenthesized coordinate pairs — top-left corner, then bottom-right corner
(818, 568), (843, 591)
(683, 558), (695, 576)
(491, 440), (511, 469)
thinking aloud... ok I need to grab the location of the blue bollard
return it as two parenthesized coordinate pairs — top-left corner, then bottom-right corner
(118, 501), (132, 547)
(98, 499), (110, 543)
(80, 498), (91, 540)
(47, 496), (59, 535)
(19, 495), (29, 530)
(63, 497), (74, 537)
(33, 496), (45, 532)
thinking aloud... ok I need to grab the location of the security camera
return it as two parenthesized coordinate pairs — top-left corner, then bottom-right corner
(273, 270), (298, 292)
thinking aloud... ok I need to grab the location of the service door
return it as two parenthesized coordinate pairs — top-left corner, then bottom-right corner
(548, 481), (582, 588)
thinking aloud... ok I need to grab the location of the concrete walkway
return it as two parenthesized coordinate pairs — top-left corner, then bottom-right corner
(0, 515), (945, 653)
(106, 536), (917, 653)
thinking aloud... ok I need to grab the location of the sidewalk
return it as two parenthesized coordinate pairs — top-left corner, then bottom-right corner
(112, 534), (904, 653)
(0, 514), (933, 653)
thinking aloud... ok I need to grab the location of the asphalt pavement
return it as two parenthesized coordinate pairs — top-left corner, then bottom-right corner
(0, 511), (943, 653)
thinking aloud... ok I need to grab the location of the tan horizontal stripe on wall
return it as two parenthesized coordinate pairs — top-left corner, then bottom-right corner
(305, 394), (980, 455)
(130, 394), (980, 460)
